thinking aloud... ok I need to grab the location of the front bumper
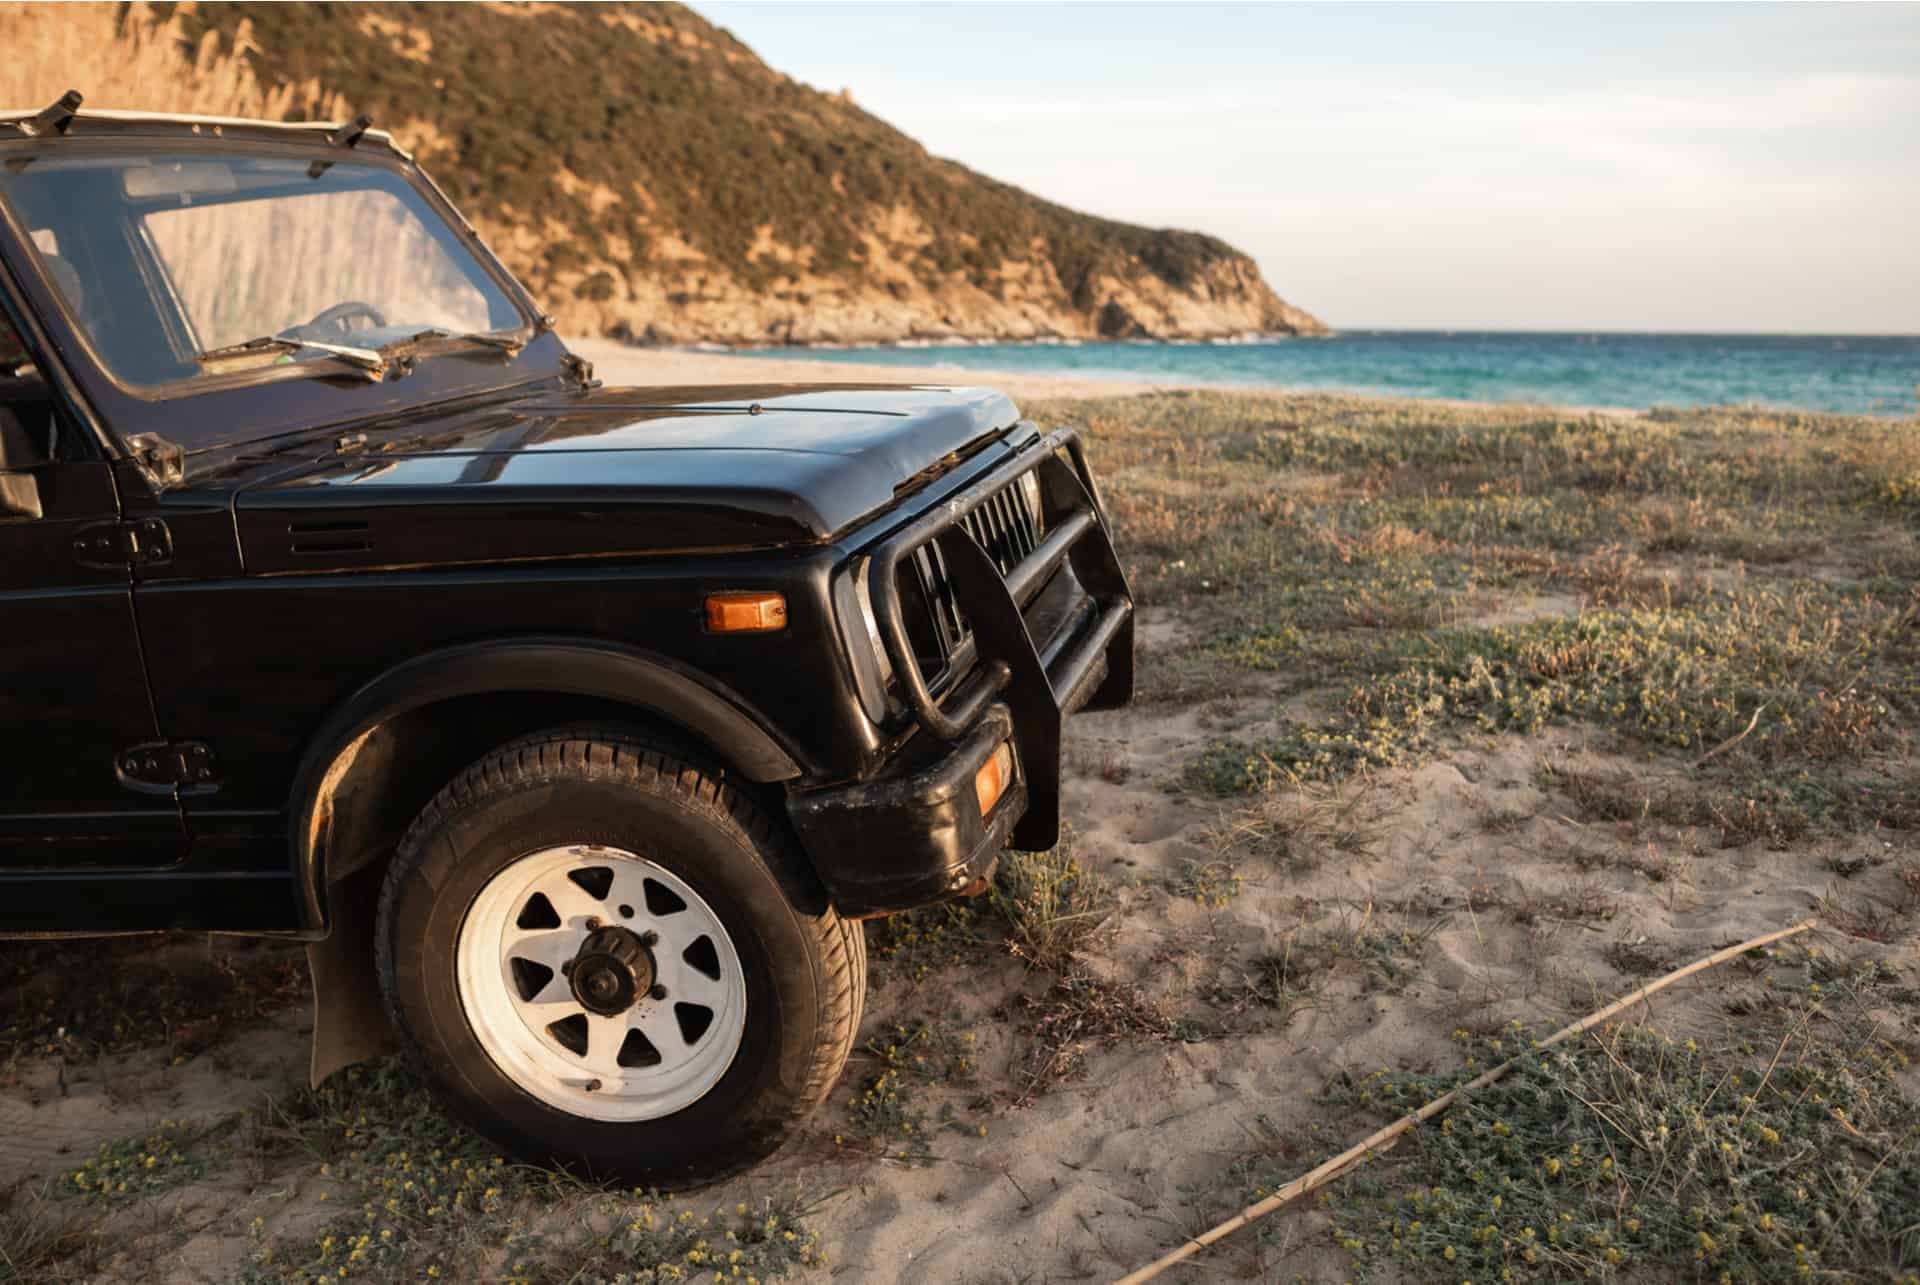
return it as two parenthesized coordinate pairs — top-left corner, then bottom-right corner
(786, 705), (1026, 917)
(787, 426), (1133, 917)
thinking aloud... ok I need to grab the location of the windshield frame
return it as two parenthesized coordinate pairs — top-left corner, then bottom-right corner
(0, 131), (562, 464)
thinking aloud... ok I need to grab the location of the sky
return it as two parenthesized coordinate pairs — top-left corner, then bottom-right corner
(693, 2), (1920, 334)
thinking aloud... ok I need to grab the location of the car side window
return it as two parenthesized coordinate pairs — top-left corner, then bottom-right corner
(0, 308), (61, 471)
(0, 309), (27, 376)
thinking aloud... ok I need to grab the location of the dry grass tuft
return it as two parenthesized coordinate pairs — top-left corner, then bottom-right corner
(1209, 780), (1387, 875)
(0, 4), (345, 122)
(1011, 970), (1178, 1104)
(0, 1188), (100, 1283)
(987, 841), (1110, 974)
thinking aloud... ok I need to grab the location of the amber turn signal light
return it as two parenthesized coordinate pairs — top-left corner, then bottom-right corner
(705, 591), (787, 633)
(975, 741), (1014, 817)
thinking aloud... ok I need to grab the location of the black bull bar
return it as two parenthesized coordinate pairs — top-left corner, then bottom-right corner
(867, 426), (1134, 851)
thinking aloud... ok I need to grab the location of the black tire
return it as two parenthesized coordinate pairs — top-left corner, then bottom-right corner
(375, 728), (865, 1188)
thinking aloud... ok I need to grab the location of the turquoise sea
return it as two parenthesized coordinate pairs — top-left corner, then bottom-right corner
(739, 332), (1920, 417)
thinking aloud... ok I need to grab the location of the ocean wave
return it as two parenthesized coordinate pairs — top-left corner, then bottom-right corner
(729, 333), (1920, 415)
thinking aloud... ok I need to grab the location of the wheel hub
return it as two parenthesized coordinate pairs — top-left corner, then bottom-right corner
(457, 844), (748, 1122)
(568, 925), (656, 1017)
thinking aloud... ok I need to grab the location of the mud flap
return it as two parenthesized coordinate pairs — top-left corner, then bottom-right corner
(305, 860), (395, 1086)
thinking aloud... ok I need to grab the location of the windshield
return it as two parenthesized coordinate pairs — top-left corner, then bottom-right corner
(0, 152), (524, 388)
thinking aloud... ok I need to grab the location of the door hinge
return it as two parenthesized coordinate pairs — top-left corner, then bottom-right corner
(125, 433), (186, 489)
(74, 518), (173, 570)
(116, 741), (219, 795)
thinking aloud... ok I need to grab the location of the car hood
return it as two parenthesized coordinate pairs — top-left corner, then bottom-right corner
(228, 381), (1022, 573)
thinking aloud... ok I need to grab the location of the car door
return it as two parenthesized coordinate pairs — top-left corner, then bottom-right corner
(0, 358), (186, 879)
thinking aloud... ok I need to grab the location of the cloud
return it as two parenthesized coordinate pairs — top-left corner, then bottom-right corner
(812, 17), (1920, 331)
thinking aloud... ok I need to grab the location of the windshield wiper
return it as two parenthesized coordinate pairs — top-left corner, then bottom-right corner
(195, 333), (387, 379)
(194, 327), (523, 382)
(392, 327), (526, 359)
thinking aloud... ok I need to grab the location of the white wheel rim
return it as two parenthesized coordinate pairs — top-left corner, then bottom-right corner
(455, 844), (747, 1122)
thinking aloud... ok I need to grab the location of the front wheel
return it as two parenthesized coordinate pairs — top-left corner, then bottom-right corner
(376, 730), (864, 1187)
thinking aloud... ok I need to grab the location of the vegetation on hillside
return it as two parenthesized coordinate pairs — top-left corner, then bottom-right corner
(3, 2), (1323, 343)
(0, 3), (343, 124)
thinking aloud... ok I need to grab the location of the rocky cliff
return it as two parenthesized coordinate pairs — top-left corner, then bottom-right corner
(172, 1), (1326, 345)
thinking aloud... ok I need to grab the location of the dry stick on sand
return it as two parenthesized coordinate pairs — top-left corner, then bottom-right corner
(1692, 701), (1768, 769)
(1112, 917), (1817, 1285)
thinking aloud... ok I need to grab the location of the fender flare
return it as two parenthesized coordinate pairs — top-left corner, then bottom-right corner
(288, 636), (806, 932)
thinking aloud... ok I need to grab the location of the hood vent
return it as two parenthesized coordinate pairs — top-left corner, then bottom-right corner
(288, 518), (373, 557)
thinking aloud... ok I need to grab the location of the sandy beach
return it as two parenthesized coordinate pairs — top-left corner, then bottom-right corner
(571, 338), (1662, 420)
(2, 371), (1914, 1284)
(571, 338), (1167, 403)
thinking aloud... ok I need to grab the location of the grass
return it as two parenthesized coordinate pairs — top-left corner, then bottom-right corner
(0, 934), (308, 1071)
(0, 4), (344, 123)
(867, 835), (1108, 982)
(0, 1191), (98, 1284)
(1163, 857), (1243, 907)
(865, 899), (990, 985)
(239, 1059), (577, 1282)
(838, 1017), (982, 1162)
(1601, 939), (1681, 978)
(869, 839), (1181, 1106)
(515, 1196), (822, 1284)
(236, 1058), (826, 1282)
(1213, 914), (1439, 1030)
(1201, 952), (1920, 1284)
(1206, 779), (1388, 876)
(1024, 388), (1919, 1279)
(1230, 941), (1332, 1026)
(1317, 997), (1917, 1279)
(872, 837), (1209, 1107)
(1183, 585), (1914, 808)
(1010, 970), (1181, 1104)
(0, 1041), (828, 1284)
(985, 839), (1111, 974)
(1022, 390), (1919, 849)
(61, 1117), (232, 1209)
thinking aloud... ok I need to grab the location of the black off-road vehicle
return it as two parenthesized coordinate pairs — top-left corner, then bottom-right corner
(0, 96), (1131, 1186)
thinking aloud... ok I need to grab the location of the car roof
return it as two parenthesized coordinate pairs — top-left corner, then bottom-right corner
(0, 107), (407, 157)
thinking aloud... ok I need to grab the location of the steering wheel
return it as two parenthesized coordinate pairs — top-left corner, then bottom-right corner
(301, 300), (388, 340)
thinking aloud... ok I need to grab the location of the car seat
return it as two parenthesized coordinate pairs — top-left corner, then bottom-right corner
(0, 311), (52, 470)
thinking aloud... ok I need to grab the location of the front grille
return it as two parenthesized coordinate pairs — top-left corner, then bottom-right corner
(894, 475), (1042, 678)
(959, 483), (1041, 575)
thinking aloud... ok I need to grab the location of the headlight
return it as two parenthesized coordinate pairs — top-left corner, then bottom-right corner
(851, 556), (896, 692)
(833, 556), (899, 725)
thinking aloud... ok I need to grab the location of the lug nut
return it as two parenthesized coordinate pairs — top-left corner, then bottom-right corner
(649, 984), (667, 1001)
(585, 917), (602, 930)
(639, 931), (658, 948)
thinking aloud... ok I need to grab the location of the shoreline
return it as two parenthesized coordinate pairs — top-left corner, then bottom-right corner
(571, 338), (1168, 404)
(572, 334), (1918, 421)
(570, 338), (1644, 417)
